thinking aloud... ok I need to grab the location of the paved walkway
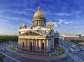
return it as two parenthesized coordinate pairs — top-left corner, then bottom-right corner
(68, 53), (84, 62)
(7, 47), (50, 61)
(0, 51), (20, 62)
(7, 46), (68, 61)
(60, 42), (84, 62)
(16, 50), (50, 61)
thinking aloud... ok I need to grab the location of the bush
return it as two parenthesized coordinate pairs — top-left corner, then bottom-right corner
(71, 40), (84, 46)
(10, 45), (18, 51)
(50, 48), (65, 57)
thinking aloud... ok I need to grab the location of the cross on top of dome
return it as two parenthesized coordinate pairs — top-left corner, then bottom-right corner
(38, 6), (41, 11)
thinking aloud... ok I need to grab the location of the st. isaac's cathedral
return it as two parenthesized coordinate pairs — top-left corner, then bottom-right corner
(18, 6), (59, 53)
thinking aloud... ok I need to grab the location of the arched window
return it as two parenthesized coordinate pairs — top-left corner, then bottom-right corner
(19, 32), (21, 34)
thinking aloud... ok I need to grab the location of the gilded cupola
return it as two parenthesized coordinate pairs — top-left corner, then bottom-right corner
(32, 6), (46, 27)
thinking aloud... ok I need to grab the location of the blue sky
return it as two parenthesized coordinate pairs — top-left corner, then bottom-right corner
(0, 0), (84, 35)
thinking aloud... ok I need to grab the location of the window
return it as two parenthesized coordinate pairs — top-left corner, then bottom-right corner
(37, 21), (38, 26)
(19, 32), (21, 34)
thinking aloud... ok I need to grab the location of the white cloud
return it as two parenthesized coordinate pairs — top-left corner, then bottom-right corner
(44, 12), (73, 16)
(57, 20), (72, 25)
(24, 8), (35, 12)
(58, 20), (63, 25)
(44, 10), (50, 14)
(0, 18), (10, 25)
(55, 13), (73, 16)
(64, 21), (72, 24)
(47, 20), (73, 30)
(2, 9), (33, 16)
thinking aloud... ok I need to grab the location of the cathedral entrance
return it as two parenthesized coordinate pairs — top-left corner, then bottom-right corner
(22, 42), (24, 49)
(41, 42), (44, 52)
(29, 41), (32, 51)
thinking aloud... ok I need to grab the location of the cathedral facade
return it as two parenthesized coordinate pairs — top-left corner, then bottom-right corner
(18, 7), (59, 53)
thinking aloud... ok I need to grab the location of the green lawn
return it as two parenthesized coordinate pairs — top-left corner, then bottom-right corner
(10, 45), (18, 51)
(50, 48), (65, 57)
(79, 42), (84, 46)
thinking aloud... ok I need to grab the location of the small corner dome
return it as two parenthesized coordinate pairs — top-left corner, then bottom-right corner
(19, 23), (27, 29)
(55, 31), (59, 35)
(22, 23), (27, 27)
(49, 21), (54, 26)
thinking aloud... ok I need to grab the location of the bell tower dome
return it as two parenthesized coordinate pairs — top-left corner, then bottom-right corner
(32, 6), (46, 27)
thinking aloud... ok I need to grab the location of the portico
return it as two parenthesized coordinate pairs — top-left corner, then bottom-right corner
(18, 38), (50, 53)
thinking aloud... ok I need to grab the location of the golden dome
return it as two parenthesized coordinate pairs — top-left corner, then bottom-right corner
(32, 6), (46, 27)
(34, 6), (44, 18)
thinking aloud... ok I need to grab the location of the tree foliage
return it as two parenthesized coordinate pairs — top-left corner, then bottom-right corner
(0, 35), (18, 43)
(71, 40), (84, 44)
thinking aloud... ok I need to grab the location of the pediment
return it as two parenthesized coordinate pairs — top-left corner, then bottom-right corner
(20, 30), (45, 36)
